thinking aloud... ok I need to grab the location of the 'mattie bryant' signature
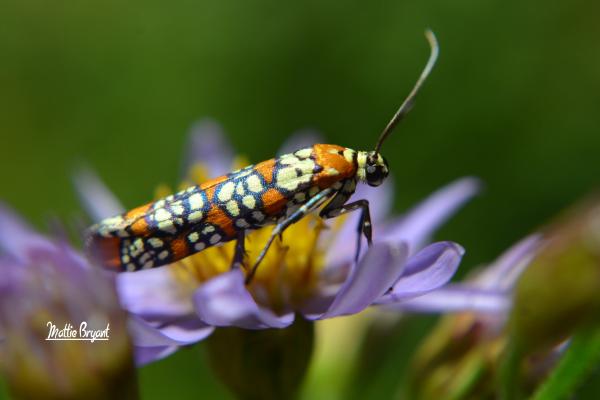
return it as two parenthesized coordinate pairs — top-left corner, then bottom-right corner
(46, 321), (110, 343)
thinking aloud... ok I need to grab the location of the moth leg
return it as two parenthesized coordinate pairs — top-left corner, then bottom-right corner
(230, 230), (246, 270)
(320, 199), (372, 262)
(245, 188), (334, 285)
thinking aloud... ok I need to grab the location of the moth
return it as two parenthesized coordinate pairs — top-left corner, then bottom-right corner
(87, 30), (439, 284)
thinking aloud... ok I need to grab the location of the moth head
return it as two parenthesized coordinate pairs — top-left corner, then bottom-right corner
(357, 151), (389, 187)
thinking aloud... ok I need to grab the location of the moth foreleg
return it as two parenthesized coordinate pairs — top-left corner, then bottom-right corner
(320, 199), (372, 262)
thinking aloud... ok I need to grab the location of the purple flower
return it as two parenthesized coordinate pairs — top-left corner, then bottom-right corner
(75, 119), (482, 365)
(391, 234), (543, 318)
(0, 203), (138, 398)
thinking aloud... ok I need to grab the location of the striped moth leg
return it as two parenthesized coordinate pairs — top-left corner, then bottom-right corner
(320, 199), (372, 262)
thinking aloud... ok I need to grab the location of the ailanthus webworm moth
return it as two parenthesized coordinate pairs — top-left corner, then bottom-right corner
(87, 30), (439, 283)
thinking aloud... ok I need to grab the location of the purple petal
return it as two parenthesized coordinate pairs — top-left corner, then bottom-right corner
(325, 177), (395, 267)
(151, 318), (214, 343)
(306, 242), (408, 319)
(72, 168), (125, 222)
(117, 268), (195, 319)
(382, 285), (510, 314)
(476, 234), (542, 291)
(380, 177), (481, 254)
(0, 257), (28, 297)
(128, 315), (212, 347)
(128, 316), (213, 365)
(193, 269), (294, 329)
(277, 129), (323, 155)
(135, 345), (179, 366)
(376, 241), (464, 303)
(128, 318), (175, 347)
(0, 202), (56, 263)
(182, 119), (234, 178)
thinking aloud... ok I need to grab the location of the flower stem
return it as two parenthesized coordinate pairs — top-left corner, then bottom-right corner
(205, 318), (314, 400)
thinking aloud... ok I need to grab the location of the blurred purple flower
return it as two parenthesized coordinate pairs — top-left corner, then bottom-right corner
(76, 119), (484, 365)
(410, 196), (600, 400)
(0, 203), (138, 398)
(407, 234), (547, 400)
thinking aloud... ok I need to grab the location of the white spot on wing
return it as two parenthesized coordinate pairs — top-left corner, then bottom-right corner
(158, 220), (177, 234)
(217, 181), (235, 202)
(226, 200), (240, 216)
(210, 234), (222, 245)
(117, 230), (130, 238)
(153, 200), (166, 209)
(252, 211), (265, 221)
(142, 261), (154, 269)
(158, 250), (169, 260)
(202, 225), (215, 234)
(187, 210), (203, 222)
(242, 195), (256, 209)
(188, 193), (204, 210)
(147, 238), (164, 248)
(294, 148), (313, 158)
(275, 158), (315, 191)
(154, 208), (171, 222)
(139, 252), (151, 264)
(235, 182), (245, 195)
(171, 202), (185, 216)
(343, 148), (356, 163)
(275, 167), (299, 190)
(246, 175), (263, 193)
(296, 159), (316, 174)
(100, 216), (125, 228)
(279, 154), (300, 165)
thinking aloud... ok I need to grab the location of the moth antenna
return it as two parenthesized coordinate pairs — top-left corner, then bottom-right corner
(374, 29), (439, 153)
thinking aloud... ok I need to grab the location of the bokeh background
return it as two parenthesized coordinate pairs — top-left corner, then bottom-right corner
(1, 0), (599, 398)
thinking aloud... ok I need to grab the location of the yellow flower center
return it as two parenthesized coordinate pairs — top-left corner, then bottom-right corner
(163, 161), (346, 313)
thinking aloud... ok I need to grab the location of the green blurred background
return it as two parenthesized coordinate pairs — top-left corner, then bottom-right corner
(1, 0), (599, 398)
